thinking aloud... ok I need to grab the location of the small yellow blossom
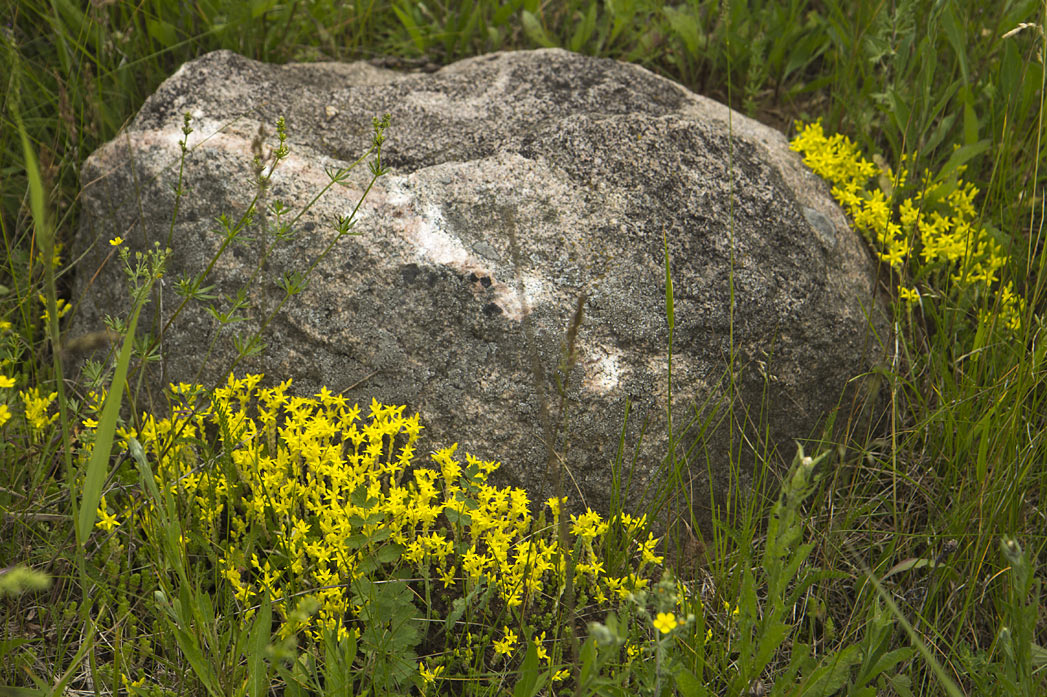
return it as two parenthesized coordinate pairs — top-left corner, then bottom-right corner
(38, 296), (72, 323)
(0, 404), (11, 428)
(120, 673), (146, 689)
(493, 627), (518, 656)
(0, 375), (14, 388)
(419, 662), (444, 684)
(109, 236), (124, 246)
(533, 632), (549, 661)
(570, 507), (608, 540)
(96, 497), (120, 532)
(898, 286), (920, 303)
(653, 612), (678, 634)
(552, 668), (571, 683)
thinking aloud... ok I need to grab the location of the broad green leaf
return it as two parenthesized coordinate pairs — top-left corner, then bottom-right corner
(514, 642), (544, 697)
(674, 667), (708, 697)
(145, 18), (178, 47)
(799, 645), (863, 697)
(392, 4), (426, 53)
(521, 10), (557, 48)
(246, 594), (272, 697)
(77, 296), (149, 543)
(569, 4), (598, 53)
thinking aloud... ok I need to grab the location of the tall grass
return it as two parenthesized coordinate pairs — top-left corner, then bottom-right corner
(1, 0), (1045, 695)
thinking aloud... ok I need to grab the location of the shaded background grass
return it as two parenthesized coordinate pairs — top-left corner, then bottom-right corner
(2, 0), (1045, 694)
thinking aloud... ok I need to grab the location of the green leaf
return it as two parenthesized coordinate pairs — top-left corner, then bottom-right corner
(674, 667), (708, 697)
(938, 140), (991, 180)
(521, 10), (557, 48)
(569, 4), (598, 53)
(145, 18), (179, 47)
(577, 637), (597, 687)
(752, 621), (791, 678)
(444, 578), (488, 634)
(861, 647), (915, 685)
(17, 120), (49, 255)
(492, 2), (516, 26)
(663, 6), (701, 56)
(799, 645), (863, 697)
(514, 641), (546, 697)
(882, 557), (935, 580)
(1032, 641), (1047, 668)
(246, 594), (272, 697)
(392, 4), (426, 53)
(0, 687), (46, 696)
(375, 542), (404, 564)
(169, 602), (222, 697)
(940, 4), (968, 85)
(77, 296), (149, 543)
(249, 0), (278, 19)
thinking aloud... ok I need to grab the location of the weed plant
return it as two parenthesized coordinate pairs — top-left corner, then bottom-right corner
(2, 0), (1046, 695)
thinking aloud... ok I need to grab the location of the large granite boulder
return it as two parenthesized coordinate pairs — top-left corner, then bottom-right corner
(71, 48), (887, 534)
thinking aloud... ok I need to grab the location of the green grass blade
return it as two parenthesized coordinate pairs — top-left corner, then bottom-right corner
(16, 123), (50, 256)
(663, 227), (674, 331)
(75, 299), (148, 543)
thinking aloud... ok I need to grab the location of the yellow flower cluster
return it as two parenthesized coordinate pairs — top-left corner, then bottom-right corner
(92, 373), (662, 650)
(21, 386), (58, 432)
(790, 120), (1025, 332)
(37, 294), (72, 323)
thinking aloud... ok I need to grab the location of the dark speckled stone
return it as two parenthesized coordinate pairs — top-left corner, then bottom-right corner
(71, 49), (888, 534)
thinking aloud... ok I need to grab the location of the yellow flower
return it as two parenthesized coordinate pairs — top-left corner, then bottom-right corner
(570, 507), (608, 540)
(653, 612), (678, 634)
(0, 375), (14, 388)
(38, 296), (71, 323)
(0, 404), (11, 427)
(533, 632), (549, 661)
(493, 627), (518, 656)
(418, 662), (444, 684)
(96, 497), (120, 532)
(20, 387), (58, 430)
(898, 286), (920, 303)
(109, 236), (124, 246)
(552, 668), (571, 683)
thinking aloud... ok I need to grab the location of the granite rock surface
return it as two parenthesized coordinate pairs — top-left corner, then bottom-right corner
(71, 48), (887, 533)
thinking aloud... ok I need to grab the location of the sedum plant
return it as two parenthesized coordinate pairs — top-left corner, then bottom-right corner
(789, 120), (1026, 333)
(84, 372), (667, 694)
